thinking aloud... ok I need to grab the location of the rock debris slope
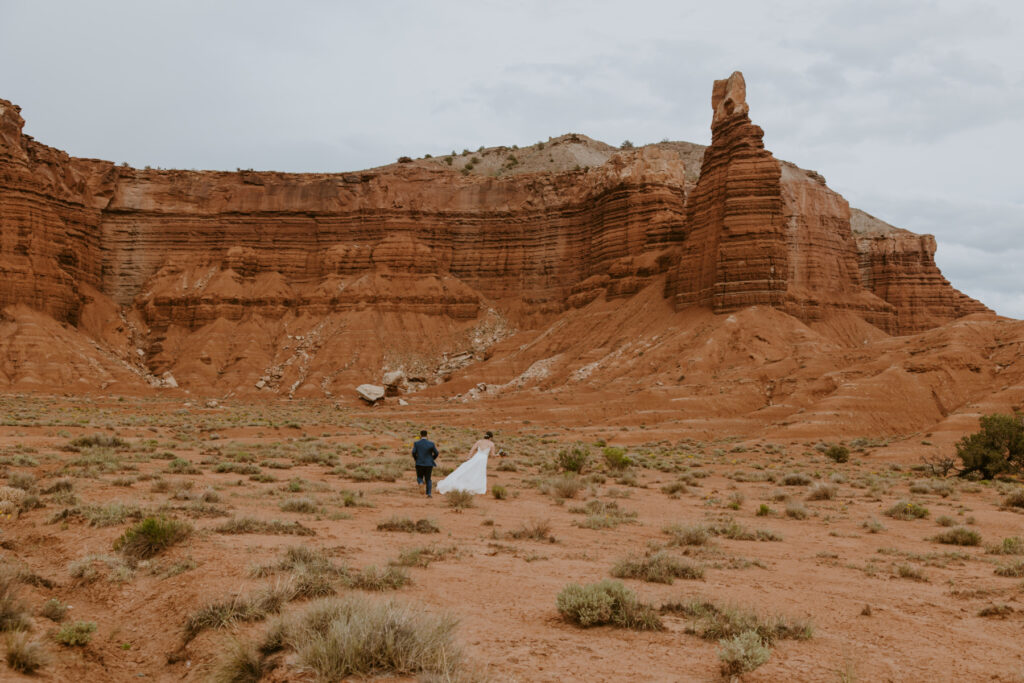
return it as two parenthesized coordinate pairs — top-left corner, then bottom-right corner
(0, 72), (1018, 436)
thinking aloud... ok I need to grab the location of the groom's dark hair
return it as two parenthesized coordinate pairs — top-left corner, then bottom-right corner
(420, 430), (427, 437)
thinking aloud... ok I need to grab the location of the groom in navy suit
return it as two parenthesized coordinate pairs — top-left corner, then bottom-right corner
(411, 429), (439, 498)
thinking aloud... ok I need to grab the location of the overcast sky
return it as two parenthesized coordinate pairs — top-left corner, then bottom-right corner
(1, 0), (1021, 317)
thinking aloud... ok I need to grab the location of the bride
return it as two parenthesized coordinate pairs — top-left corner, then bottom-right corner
(437, 431), (496, 495)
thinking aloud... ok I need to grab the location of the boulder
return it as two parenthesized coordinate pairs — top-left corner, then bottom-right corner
(356, 384), (386, 404)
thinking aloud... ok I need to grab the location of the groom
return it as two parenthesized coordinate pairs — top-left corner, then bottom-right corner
(411, 429), (439, 498)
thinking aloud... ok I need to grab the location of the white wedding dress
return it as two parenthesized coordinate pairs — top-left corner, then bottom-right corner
(436, 447), (489, 495)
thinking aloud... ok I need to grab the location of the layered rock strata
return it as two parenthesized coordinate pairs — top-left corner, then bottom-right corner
(0, 74), (996, 393)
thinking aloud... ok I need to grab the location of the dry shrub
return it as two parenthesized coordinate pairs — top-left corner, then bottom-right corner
(215, 517), (315, 536)
(445, 489), (475, 510)
(376, 517), (440, 534)
(664, 524), (711, 546)
(884, 500), (929, 520)
(0, 567), (29, 632)
(806, 482), (837, 501)
(611, 551), (704, 584)
(4, 631), (48, 673)
(287, 596), (464, 680)
(662, 598), (813, 644)
(350, 566), (410, 591)
(506, 519), (554, 542)
(210, 639), (264, 683)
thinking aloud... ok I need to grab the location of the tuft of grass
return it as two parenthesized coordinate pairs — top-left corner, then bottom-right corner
(68, 434), (127, 450)
(506, 519), (555, 542)
(930, 527), (981, 546)
(444, 489), (475, 510)
(663, 524), (710, 546)
(780, 472), (812, 486)
(862, 517), (886, 533)
(491, 485), (508, 500)
(570, 500), (638, 530)
(114, 516), (192, 559)
(376, 517), (440, 534)
(611, 551), (704, 584)
(935, 515), (956, 527)
(7, 472), (36, 491)
(0, 568), (30, 633)
(994, 560), (1024, 577)
(1002, 489), (1024, 508)
(806, 482), (837, 501)
(884, 500), (929, 520)
(4, 632), (48, 673)
(285, 596), (465, 680)
(785, 502), (809, 519)
(184, 583), (294, 643)
(280, 497), (318, 514)
(215, 517), (315, 536)
(977, 603), (1014, 618)
(719, 630), (770, 677)
(542, 474), (583, 499)
(210, 639), (264, 683)
(350, 566), (410, 591)
(661, 598), (813, 643)
(556, 580), (662, 630)
(389, 545), (457, 568)
(896, 564), (926, 581)
(68, 554), (134, 583)
(55, 621), (97, 646)
(987, 537), (1024, 555)
(40, 597), (68, 622)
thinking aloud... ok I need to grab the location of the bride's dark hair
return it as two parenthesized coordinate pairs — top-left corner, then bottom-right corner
(485, 431), (493, 439)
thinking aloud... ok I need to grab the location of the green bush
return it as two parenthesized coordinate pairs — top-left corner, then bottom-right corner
(556, 580), (662, 630)
(824, 444), (850, 463)
(114, 516), (192, 559)
(931, 527), (981, 546)
(491, 485), (508, 500)
(55, 621), (96, 646)
(719, 630), (771, 677)
(556, 445), (589, 473)
(884, 500), (929, 520)
(956, 413), (1024, 479)
(602, 447), (633, 471)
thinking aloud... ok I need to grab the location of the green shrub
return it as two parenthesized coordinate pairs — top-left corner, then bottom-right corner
(491, 485), (508, 500)
(988, 537), (1024, 555)
(824, 444), (850, 463)
(611, 551), (704, 583)
(603, 447), (633, 471)
(113, 516), (192, 559)
(956, 413), (1024, 479)
(556, 445), (589, 473)
(556, 580), (662, 630)
(884, 500), (929, 520)
(719, 630), (770, 677)
(55, 621), (97, 646)
(931, 527), (981, 546)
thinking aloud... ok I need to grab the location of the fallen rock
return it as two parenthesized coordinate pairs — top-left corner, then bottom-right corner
(397, 398), (409, 406)
(161, 371), (178, 389)
(356, 384), (386, 404)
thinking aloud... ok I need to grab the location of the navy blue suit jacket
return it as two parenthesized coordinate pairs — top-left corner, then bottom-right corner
(411, 438), (438, 467)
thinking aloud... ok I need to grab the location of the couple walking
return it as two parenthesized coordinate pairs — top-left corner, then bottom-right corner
(411, 429), (495, 498)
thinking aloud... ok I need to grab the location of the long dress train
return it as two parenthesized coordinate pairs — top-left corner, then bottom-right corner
(436, 447), (489, 495)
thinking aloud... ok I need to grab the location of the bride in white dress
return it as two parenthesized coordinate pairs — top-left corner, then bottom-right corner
(437, 431), (496, 495)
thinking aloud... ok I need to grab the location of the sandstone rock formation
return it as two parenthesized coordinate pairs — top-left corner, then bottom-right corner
(0, 74), (1000, 404)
